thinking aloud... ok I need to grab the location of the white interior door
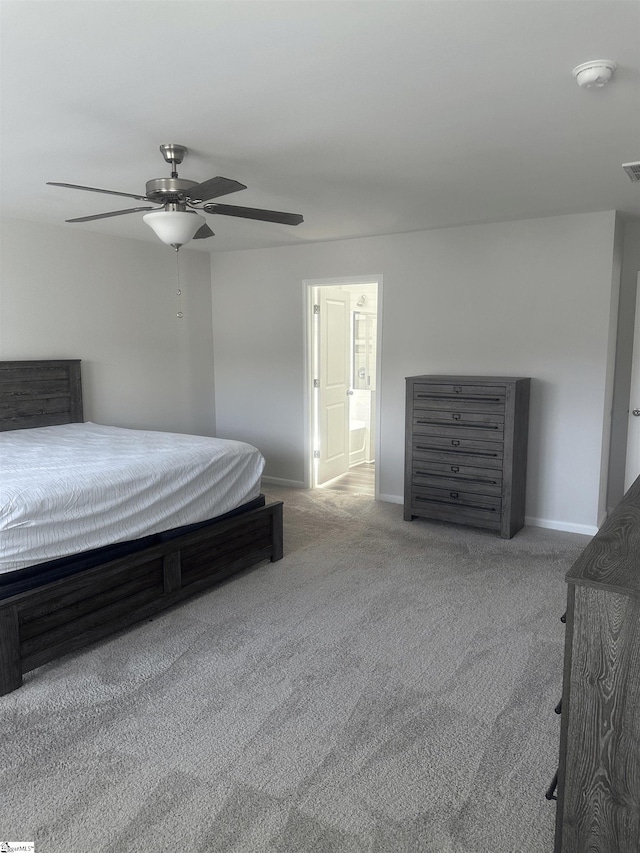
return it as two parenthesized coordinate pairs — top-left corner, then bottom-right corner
(316, 287), (351, 485)
(625, 275), (640, 491)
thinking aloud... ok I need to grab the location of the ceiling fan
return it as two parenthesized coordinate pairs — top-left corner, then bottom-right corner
(47, 144), (304, 250)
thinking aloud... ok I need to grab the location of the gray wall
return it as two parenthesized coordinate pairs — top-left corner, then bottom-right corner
(1, 210), (631, 534)
(0, 218), (215, 435)
(211, 211), (620, 534)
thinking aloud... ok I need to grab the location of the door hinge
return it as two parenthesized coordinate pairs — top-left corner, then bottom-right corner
(313, 304), (320, 315)
(313, 450), (320, 458)
(314, 379), (320, 388)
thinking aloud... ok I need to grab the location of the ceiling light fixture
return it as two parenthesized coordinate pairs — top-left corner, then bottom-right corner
(143, 209), (206, 250)
(572, 60), (617, 89)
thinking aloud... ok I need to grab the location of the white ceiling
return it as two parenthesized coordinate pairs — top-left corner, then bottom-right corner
(1, 0), (639, 253)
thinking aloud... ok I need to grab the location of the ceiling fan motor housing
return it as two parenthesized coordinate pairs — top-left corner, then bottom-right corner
(145, 177), (199, 201)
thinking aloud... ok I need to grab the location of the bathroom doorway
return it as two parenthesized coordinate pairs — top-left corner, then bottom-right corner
(304, 276), (381, 497)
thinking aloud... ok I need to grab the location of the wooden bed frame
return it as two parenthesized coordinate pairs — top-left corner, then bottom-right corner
(0, 359), (283, 695)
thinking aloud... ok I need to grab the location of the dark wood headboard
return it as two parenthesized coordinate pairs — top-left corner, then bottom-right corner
(0, 359), (83, 431)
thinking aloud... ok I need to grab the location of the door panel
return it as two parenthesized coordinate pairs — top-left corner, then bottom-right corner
(317, 288), (351, 485)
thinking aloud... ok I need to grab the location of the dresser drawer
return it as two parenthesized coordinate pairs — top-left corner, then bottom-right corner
(413, 386), (505, 413)
(410, 493), (502, 530)
(412, 458), (503, 482)
(413, 382), (506, 400)
(414, 410), (503, 429)
(412, 484), (501, 509)
(412, 435), (503, 466)
(412, 463), (502, 496)
(412, 413), (504, 441)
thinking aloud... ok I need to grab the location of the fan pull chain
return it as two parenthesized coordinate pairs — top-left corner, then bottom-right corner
(175, 251), (184, 319)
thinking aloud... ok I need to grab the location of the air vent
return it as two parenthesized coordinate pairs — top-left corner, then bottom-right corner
(622, 162), (640, 183)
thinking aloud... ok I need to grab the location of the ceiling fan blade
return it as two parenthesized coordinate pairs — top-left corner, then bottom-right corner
(203, 203), (304, 226)
(193, 223), (215, 240)
(185, 176), (247, 202)
(66, 206), (157, 223)
(48, 182), (150, 202)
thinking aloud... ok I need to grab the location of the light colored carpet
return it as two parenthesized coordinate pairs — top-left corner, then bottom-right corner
(0, 487), (589, 852)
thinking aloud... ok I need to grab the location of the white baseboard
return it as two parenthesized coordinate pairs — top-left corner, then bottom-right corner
(525, 516), (597, 536)
(261, 476), (306, 489)
(378, 493), (403, 505)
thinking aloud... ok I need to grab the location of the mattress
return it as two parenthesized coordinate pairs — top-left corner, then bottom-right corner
(0, 422), (265, 573)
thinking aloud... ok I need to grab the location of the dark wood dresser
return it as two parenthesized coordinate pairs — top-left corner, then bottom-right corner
(554, 474), (640, 852)
(404, 375), (530, 539)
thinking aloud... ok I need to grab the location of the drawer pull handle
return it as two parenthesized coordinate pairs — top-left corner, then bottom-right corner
(452, 413), (461, 420)
(454, 386), (462, 393)
(451, 466), (459, 472)
(451, 440), (460, 446)
(545, 770), (558, 801)
(450, 492), (459, 499)
(555, 699), (562, 715)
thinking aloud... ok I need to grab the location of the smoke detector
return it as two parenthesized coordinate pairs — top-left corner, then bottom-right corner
(572, 60), (617, 88)
(623, 162), (640, 183)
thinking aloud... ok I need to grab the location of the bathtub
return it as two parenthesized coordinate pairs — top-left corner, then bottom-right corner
(349, 419), (367, 466)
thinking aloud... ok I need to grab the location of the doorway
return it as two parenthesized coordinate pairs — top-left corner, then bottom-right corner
(304, 276), (382, 497)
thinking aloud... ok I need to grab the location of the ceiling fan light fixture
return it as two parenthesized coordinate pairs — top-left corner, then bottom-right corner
(143, 209), (205, 248)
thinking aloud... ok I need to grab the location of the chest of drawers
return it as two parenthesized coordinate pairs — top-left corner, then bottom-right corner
(554, 475), (640, 852)
(404, 375), (530, 539)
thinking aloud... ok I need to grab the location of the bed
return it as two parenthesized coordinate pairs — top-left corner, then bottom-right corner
(0, 359), (283, 694)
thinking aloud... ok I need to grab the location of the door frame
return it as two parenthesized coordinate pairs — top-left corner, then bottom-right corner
(303, 275), (383, 495)
(624, 274), (640, 491)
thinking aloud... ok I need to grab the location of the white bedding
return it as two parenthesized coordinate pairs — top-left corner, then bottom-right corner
(0, 422), (265, 573)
